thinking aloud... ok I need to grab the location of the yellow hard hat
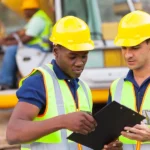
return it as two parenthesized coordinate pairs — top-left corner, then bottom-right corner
(50, 16), (94, 51)
(114, 10), (150, 46)
(21, 0), (39, 10)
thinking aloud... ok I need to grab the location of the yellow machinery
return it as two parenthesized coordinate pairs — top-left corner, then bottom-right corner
(0, 0), (146, 149)
(0, 0), (145, 109)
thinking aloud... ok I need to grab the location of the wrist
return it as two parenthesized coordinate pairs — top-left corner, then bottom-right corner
(147, 127), (150, 141)
(52, 114), (67, 130)
(59, 114), (67, 129)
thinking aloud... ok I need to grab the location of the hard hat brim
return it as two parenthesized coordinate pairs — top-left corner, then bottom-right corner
(65, 42), (95, 51)
(50, 38), (95, 51)
(21, 6), (39, 10)
(114, 37), (150, 47)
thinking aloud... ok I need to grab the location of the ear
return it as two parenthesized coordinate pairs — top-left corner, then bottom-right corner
(147, 39), (150, 50)
(53, 45), (59, 57)
(147, 44), (150, 52)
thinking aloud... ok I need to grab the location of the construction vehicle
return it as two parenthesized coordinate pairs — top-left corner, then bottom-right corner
(0, 0), (146, 107)
(0, 0), (147, 149)
(0, 0), (145, 109)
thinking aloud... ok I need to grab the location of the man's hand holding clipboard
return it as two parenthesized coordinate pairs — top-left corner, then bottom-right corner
(67, 101), (145, 150)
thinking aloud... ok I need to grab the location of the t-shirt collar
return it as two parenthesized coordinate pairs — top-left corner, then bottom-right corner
(51, 59), (79, 82)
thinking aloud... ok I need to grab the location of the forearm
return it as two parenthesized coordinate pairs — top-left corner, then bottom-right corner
(4, 31), (22, 40)
(6, 114), (66, 144)
(4, 40), (18, 45)
(8, 29), (25, 37)
(3, 36), (32, 46)
(3, 30), (31, 45)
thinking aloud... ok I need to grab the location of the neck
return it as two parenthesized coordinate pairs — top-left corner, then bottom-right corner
(133, 66), (150, 86)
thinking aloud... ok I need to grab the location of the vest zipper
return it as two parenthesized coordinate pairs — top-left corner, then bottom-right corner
(76, 91), (79, 109)
(76, 107), (82, 150)
(136, 141), (141, 150)
(136, 92), (141, 150)
(137, 92), (140, 112)
(78, 144), (83, 150)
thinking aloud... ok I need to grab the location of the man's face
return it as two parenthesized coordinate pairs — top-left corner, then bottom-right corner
(54, 45), (89, 79)
(121, 41), (150, 71)
(23, 9), (37, 19)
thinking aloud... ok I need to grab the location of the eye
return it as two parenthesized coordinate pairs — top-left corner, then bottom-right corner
(70, 57), (76, 59)
(82, 55), (88, 59)
(132, 46), (140, 50)
(69, 56), (76, 59)
(121, 47), (126, 50)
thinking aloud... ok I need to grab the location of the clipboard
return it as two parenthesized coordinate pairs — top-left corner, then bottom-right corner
(67, 101), (145, 150)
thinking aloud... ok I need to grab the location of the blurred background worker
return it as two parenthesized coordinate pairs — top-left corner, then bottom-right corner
(6, 16), (122, 150)
(107, 10), (150, 150)
(0, 0), (52, 90)
(0, 20), (5, 38)
(0, 20), (5, 52)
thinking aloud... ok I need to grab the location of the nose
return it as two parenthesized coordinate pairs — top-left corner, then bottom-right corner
(75, 57), (84, 67)
(124, 48), (133, 59)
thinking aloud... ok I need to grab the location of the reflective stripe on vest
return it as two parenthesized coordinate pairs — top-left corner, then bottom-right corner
(21, 144), (30, 150)
(21, 64), (92, 150)
(42, 64), (90, 108)
(111, 78), (150, 149)
(114, 77), (124, 103)
(22, 143), (93, 150)
(123, 144), (150, 150)
(27, 10), (52, 50)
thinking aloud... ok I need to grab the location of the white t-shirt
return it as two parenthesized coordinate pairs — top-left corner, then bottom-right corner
(25, 16), (46, 37)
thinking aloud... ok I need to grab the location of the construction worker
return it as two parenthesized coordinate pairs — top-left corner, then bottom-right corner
(0, 0), (52, 90)
(0, 20), (5, 38)
(107, 10), (150, 150)
(6, 16), (122, 150)
(0, 20), (5, 52)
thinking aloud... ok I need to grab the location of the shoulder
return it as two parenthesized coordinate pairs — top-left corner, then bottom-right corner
(28, 16), (46, 27)
(110, 77), (125, 94)
(31, 15), (46, 22)
(25, 16), (46, 36)
(23, 73), (44, 85)
(16, 73), (46, 110)
(18, 73), (45, 95)
(111, 78), (123, 86)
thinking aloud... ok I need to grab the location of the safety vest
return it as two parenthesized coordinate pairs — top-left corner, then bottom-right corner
(110, 78), (150, 150)
(20, 63), (93, 150)
(26, 10), (52, 51)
